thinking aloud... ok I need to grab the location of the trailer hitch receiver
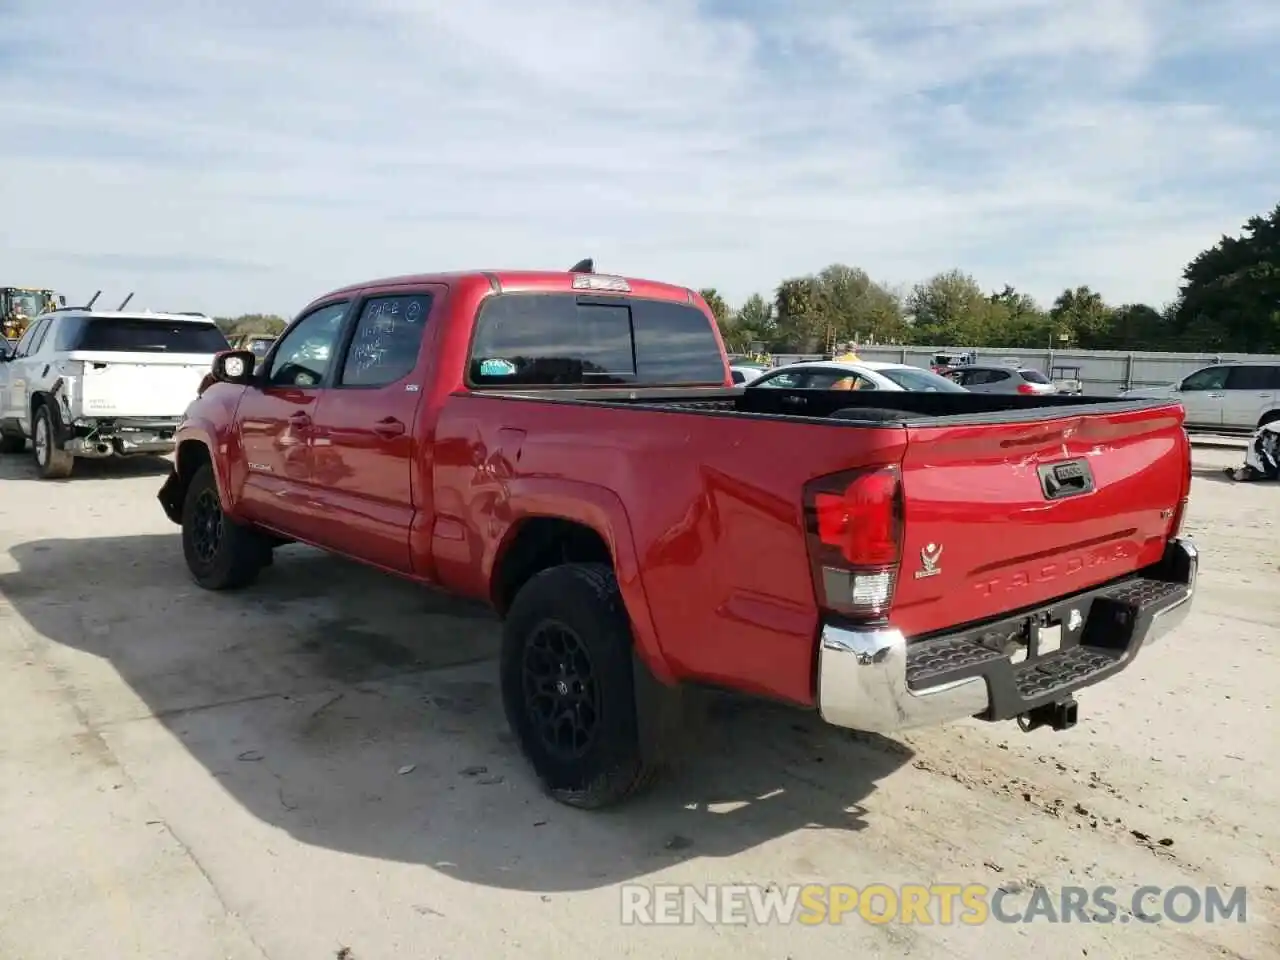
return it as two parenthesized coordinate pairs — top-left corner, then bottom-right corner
(1017, 696), (1078, 733)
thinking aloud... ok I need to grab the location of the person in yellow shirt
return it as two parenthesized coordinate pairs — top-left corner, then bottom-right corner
(832, 342), (860, 362)
(831, 376), (870, 390)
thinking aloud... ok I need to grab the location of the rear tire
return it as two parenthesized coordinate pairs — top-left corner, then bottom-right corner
(500, 562), (674, 808)
(181, 463), (267, 590)
(1258, 411), (1280, 430)
(31, 405), (73, 479)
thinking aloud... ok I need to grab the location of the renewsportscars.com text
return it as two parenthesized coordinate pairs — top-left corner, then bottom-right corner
(620, 883), (1249, 926)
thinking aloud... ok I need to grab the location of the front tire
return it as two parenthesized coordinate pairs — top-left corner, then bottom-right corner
(32, 405), (73, 479)
(181, 463), (267, 590)
(500, 563), (672, 808)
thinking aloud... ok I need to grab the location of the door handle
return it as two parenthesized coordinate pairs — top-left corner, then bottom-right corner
(1206, 393), (1224, 398)
(288, 412), (312, 428)
(373, 417), (405, 438)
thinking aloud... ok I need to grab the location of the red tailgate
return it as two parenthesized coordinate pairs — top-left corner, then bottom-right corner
(891, 403), (1189, 637)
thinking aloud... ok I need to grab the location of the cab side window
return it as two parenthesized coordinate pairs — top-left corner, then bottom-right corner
(339, 293), (433, 387)
(1181, 367), (1229, 391)
(266, 302), (350, 388)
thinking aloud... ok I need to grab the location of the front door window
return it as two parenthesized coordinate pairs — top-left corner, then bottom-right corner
(266, 302), (350, 388)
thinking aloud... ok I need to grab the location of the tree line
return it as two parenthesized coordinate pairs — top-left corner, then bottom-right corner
(702, 202), (1280, 356)
(213, 313), (287, 339)
(211, 202), (1279, 356)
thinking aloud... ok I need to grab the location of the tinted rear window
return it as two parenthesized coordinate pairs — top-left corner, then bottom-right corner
(1224, 365), (1280, 390)
(1020, 368), (1051, 384)
(59, 317), (230, 354)
(468, 293), (725, 386)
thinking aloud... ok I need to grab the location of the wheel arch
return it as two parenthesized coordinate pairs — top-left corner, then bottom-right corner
(171, 434), (235, 514)
(486, 481), (673, 683)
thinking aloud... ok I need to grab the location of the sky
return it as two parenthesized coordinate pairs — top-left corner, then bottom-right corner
(2, 0), (1278, 319)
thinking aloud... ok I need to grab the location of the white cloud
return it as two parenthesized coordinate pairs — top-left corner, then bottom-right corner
(1, 0), (1277, 316)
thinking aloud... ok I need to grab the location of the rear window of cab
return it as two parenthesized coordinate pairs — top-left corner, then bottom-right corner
(467, 293), (725, 387)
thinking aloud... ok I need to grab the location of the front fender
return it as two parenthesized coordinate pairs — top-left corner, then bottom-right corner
(491, 478), (673, 684)
(169, 418), (239, 516)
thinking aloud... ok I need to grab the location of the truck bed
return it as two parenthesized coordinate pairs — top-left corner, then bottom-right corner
(474, 383), (1167, 423)
(433, 387), (1189, 707)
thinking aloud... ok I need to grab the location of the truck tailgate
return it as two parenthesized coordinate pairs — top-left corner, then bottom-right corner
(71, 351), (214, 419)
(892, 403), (1188, 637)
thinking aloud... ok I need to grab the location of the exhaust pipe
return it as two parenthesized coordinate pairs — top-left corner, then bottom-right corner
(1017, 696), (1078, 733)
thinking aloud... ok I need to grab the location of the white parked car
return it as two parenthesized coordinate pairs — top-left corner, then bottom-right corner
(0, 309), (230, 477)
(746, 359), (968, 393)
(1122, 361), (1280, 434)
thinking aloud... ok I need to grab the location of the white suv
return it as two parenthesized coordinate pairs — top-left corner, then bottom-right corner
(0, 309), (229, 477)
(1124, 362), (1280, 433)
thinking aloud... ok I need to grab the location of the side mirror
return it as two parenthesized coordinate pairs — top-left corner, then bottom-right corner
(211, 349), (258, 385)
(58, 295), (66, 306)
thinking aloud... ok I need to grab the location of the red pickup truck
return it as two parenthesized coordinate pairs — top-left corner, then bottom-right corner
(158, 266), (1198, 808)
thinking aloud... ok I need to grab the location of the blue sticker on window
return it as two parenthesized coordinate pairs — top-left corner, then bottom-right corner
(480, 358), (517, 377)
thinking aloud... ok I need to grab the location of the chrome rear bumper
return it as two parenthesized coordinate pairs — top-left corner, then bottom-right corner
(817, 537), (1199, 734)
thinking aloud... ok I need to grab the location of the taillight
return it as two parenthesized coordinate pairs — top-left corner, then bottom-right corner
(1016, 382), (1037, 395)
(803, 465), (903, 621)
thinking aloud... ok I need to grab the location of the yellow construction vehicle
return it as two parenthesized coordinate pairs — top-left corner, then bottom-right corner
(1, 287), (63, 341)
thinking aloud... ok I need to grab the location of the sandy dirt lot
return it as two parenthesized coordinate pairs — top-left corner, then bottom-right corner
(0, 441), (1275, 959)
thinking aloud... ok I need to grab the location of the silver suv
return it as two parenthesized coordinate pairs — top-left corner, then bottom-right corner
(943, 364), (1057, 395)
(1124, 362), (1280, 433)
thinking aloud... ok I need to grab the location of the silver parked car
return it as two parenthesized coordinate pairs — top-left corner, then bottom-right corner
(943, 364), (1057, 395)
(1122, 361), (1280, 434)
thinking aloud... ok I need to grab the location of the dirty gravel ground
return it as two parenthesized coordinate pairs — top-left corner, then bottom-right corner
(0, 442), (1275, 960)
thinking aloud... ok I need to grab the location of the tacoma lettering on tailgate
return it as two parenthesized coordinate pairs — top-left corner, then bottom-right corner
(973, 542), (1135, 597)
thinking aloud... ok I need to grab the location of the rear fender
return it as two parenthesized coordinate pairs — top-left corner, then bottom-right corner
(491, 479), (673, 683)
(31, 388), (69, 436)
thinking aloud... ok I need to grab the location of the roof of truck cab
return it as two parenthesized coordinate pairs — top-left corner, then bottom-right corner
(318, 270), (699, 302)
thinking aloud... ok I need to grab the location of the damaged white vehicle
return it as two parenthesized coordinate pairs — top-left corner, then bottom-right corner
(1224, 419), (1280, 482)
(0, 309), (229, 478)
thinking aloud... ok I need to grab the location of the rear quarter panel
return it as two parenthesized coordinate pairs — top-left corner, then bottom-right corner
(428, 394), (906, 704)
